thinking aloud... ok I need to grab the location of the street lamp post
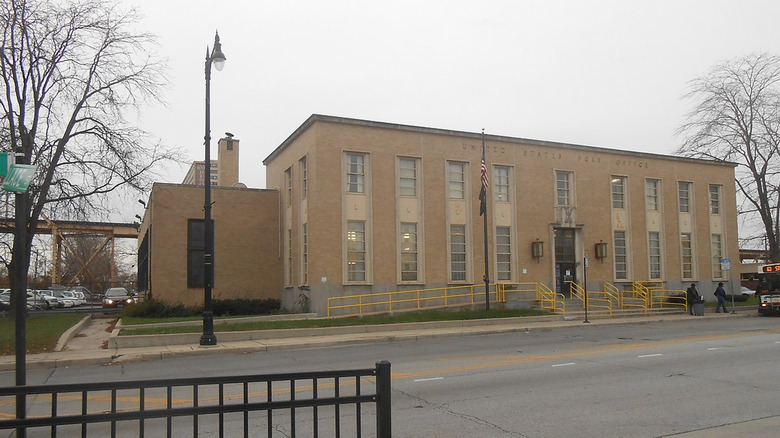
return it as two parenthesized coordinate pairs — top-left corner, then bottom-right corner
(200, 31), (226, 346)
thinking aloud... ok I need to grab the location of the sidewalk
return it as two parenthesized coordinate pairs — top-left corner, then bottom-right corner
(0, 310), (742, 371)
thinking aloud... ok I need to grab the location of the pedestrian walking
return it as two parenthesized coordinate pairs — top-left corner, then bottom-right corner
(686, 283), (701, 315)
(714, 282), (728, 313)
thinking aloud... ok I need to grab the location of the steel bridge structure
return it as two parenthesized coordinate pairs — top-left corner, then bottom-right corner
(0, 215), (138, 287)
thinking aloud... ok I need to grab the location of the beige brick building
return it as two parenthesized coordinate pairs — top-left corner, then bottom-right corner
(263, 115), (739, 314)
(137, 135), (281, 307)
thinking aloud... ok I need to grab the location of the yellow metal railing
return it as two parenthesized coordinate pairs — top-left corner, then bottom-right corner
(326, 284), (497, 317)
(571, 282), (613, 314)
(604, 282), (622, 308)
(536, 282), (566, 314)
(625, 282), (650, 312)
(649, 288), (687, 310)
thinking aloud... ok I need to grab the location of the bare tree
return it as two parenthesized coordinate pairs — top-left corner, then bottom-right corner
(0, 0), (179, 280)
(676, 53), (780, 261)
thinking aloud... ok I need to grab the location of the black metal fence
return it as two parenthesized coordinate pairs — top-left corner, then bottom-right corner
(0, 360), (391, 437)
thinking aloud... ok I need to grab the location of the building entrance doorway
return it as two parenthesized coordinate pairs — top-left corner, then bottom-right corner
(554, 228), (577, 295)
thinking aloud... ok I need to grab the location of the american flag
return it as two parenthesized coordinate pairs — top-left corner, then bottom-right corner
(479, 132), (488, 216)
(480, 142), (488, 189)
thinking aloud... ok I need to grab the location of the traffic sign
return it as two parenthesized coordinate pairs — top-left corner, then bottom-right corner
(2, 164), (37, 193)
(721, 258), (731, 272)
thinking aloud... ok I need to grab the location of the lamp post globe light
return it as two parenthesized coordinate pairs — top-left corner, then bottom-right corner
(201, 31), (226, 346)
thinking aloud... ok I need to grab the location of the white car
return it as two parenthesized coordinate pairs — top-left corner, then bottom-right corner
(48, 290), (75, 308)
(61, 291), (86, 306)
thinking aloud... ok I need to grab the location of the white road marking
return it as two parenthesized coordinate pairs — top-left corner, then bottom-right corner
(414, 377), (444, 382)
(552, 362), (576, 367)
(707, 347), (724, 351)
(638, 353), (663, 358)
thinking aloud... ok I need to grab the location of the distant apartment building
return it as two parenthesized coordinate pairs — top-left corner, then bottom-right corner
(181, 133), (240, 187)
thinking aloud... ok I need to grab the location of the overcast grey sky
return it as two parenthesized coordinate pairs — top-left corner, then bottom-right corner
(127, 0), (780, 192)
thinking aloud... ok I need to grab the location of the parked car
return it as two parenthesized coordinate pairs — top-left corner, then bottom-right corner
(48, 290), (75, 308)
(0, 290), (36, 310)
(34, 290), (62, 309)
(103, 287), (134, 308)
(61, 290), (85, 306)
(69, 286), (95, 301)
(740, 286), (756, 297)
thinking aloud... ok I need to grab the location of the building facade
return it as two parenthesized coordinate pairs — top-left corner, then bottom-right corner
(263, 115), (739, 314)
(137, 134), (280, 307)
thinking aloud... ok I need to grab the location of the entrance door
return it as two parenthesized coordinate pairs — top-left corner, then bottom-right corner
(554, 228), (577, 295)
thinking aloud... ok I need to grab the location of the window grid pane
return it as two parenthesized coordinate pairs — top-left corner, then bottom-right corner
(496, 227), (511, 281)
(347, 153), (365, 193)
(450, 225), (466, 282)
(400, 223), (418, 281)
(649, 232), (661, 279)
(347, 221), (366, 281)
(645, 180), (659, 210)
(556, 171), (572, 206)
(709, 185), (721, 214)
(494, 167), (509, 202)
(302, 223), (308, 285)
(711, 234), (723, 278)
(399, 158), (417, 197)
(678, 181), (690, 213)
(681, 233), (693, 279)
(614, 231), (627, 280)
(448, 162), (465, 199)
(611, 176), (625, 209)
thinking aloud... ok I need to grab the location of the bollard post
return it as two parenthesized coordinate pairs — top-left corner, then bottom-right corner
(375, 360), (392, 438)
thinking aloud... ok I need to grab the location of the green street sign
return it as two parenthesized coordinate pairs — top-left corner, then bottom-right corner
(0, 153), (10, 177)
(2, 164), (37, 193)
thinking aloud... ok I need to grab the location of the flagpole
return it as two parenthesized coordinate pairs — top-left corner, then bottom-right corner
(481, 129), (490, 311)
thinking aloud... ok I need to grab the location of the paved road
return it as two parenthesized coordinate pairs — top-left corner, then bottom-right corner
(2, 311), (778, 437)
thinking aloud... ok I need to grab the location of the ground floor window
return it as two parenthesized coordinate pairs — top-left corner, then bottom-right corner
(496, 226), (511, 281)
(450, 224), (466, 282)
(347, 221), (366, 282)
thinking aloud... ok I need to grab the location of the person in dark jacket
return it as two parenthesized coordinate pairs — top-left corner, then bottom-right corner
(714, 282), (728, 313)
(686, 283), (701, 315)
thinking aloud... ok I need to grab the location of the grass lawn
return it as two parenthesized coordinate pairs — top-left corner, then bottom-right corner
(0, 313), (85, 355)
(121, 308), (549, 336)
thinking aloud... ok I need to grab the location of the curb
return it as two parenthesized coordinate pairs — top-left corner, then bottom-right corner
(55, 315), (91, 352)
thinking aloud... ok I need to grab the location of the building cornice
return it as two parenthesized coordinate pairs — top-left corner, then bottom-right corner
(262, 114), (738, 168)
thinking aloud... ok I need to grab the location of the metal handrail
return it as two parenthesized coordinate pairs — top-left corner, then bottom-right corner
(327, 284), (496, 317)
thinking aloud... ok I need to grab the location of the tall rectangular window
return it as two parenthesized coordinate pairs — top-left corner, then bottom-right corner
(450, 225), (466, 282)
(611, 176), (625, 209)
(400, 223), (418, 281)
(287, 229), (293, 285)
(187, 219), (208, 288)
(346, 153), (365, 193)
(556, 171), (573, 206)
(496, 226), (511, 281)
(399, 158), (417, 197)
(302, 223), (308, 285)
(648, 232), (661, 279)
(347, 221), (366, 282)
(448, 162), (465, 199)
(711, 233), (723, 278)
(285, 168), (292, 206)
(494, 166), (509, 202)
(709, 184), (721, 214)
(678, 181), (691, 213)
(614, 231), (628, 280)
(300, 156), (308, 199)
(645, 179), (659, 210)
(681, 233), (693, 279)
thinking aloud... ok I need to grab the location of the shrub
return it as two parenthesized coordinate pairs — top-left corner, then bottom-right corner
(122, 300), (196, 318)
(212, 298), (281, 316)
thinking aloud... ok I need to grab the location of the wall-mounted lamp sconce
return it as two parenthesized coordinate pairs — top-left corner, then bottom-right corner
(138, 199), (146, 207)
(532, 240), (544, 259)
(595, 241), (608, 259)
